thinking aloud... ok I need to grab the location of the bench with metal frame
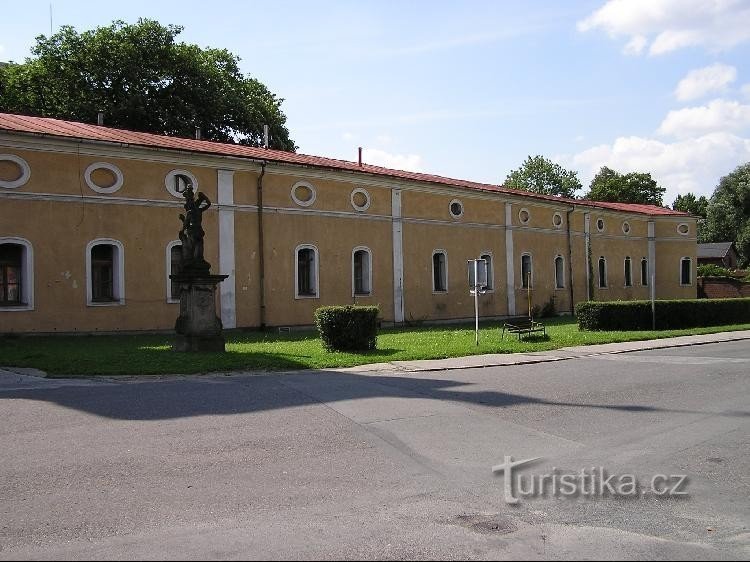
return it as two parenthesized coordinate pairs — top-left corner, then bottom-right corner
(501, 316), (546, 340)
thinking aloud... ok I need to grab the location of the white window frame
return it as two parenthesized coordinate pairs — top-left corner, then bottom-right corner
(295, 244), (320, 299)
(518, 208), (531, 225)
(520, 252), (533, 289)
(165, 169), (199, 199)
(352, 246), (373, 297)
(596, 218), (605, 232)
(432, 249), (448, 293)
(291, 181), (317, 208)
(0, 237), (34, 311)
(84, 162), (124, 194)
(480, 251), (494, 291)
(598, 256), (608, 289)
(552, 212), (563, 229)
(350, 188), (371, 212)
(166, 240), (182, 303)
(680, 257), (692, 286)
(554, 255), (565, 290)
(0, 154), (32, 189)
(86, 238), (125, 306)
(624, 256), (633, 287)
(449, 199), (464, 219)
(641, 258), (649, 286)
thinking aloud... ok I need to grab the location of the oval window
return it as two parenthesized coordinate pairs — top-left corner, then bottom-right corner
(351, 188), (371, 212)
(552, 212), (563, 228)
(291, 181), (316, 207)
(85, 162), (124, 194)
(449, 199), (464, 218)
(0, 154), (31, 189)
(519, 208), (530, 224)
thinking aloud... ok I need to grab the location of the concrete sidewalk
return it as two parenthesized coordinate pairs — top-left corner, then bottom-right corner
(340, 329), (750, 374)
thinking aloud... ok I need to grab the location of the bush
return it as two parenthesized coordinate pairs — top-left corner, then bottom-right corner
(575, 298), (750, 331)
(314, 305), (379, 352)
(697, 264), (733, 278)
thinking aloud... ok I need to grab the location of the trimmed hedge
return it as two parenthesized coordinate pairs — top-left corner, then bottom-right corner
(575, 298), (750, 331)
(314, 305), (379, 352)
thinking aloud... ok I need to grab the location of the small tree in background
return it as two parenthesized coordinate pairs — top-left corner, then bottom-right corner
(585, 166), (666, 206)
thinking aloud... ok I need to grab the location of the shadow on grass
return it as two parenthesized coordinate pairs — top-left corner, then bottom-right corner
(1, 369), (747, 422)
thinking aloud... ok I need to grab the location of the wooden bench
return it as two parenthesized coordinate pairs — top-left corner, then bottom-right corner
(501, 316), (546, 340)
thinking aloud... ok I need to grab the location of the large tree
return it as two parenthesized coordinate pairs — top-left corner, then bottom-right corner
(703, 163), (750, 267)
(585, 166), (666, 206)
(0, 19), (295, 150)
(673, 192), (710, 242)
(504, 155), (582, 199)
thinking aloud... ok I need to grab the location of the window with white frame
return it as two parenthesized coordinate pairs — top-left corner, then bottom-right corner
(167, 241), (182, 302)
(480, 253), (493, 290)
(295, 245), (319, 298)
(352, 247), (372, 296)
(680, 257), (692, 285)
(521, 253), (533, 288)
(555, 255), (565, 289)
(641, 258), (649, 286)
(0, 238), (33, 310)
(432, 250), (447, 292)
(86, 239), (124, 305)
(624, 256), (633, 287)
(598, 257), (608, 288)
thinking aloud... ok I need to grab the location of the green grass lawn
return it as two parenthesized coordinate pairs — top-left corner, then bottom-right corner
(2, 316), (749, 377)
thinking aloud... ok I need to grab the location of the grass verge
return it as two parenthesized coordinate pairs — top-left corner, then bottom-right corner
(2, 316), (749, 377)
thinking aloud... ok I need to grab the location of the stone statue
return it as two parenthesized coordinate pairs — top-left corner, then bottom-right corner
(178, 185), (212, 273)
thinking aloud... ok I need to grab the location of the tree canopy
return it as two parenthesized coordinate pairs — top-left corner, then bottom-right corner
(0, 19), (296, 150)
(702, 163), (750, 267)
(504, 155), (582, 199)
(672, 192), (709, 218)
(584, 166), (666, 206)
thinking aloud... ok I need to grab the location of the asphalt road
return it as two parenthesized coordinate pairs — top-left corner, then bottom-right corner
(0, 341), (748, 560)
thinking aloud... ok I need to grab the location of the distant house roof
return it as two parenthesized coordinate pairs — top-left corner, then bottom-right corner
(0, 112), (690, 217)
(697, 242), (736, 260)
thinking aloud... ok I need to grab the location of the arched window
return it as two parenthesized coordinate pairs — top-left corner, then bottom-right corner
(480, 253), (494, 290)
(680, 257), (692, 286)
(555, 255), (565, 289)
(166, 241), (182, 302)
(598, 257), (608, 288)
(352, 247), (372, 296)
(432, 250), (447, 292)
(86, 239), (125, 305)
(295, 245), (319, 298)
(0, 238), (33, 310)
(521, 253), (533, 288)
(624, 256), (633, 287)
(641, 258), (649, 286)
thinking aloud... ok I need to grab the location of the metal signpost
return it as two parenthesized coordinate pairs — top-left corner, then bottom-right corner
(467, 258), (488, 346)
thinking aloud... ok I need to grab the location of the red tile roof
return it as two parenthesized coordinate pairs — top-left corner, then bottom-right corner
(0, 112), (689, 217)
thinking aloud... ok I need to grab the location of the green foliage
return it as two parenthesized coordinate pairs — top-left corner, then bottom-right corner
(314, 305), (379, 352)
(697, 264), (733, 278)
(504, 155), (582, 199)
(585, 166), (666, 206)
(0, 19), (295, 150)
(673, 192), (709, 218)
(701, 163), (750, 268)
(575, 299), (750, 331)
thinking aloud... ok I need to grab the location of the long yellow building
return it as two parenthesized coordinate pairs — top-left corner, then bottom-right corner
(0, 113), (697, 333)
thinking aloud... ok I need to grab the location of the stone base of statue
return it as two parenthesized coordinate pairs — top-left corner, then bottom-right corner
(170, 271), (229, 352)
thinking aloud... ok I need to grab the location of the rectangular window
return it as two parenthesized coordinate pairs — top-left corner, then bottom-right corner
(0, 244), (23, 305)
(297, 247), (317, 297)
(598, 257), (607, 288)
(433, 252), (447, 292)
(480, 254), (493, 290)
(641, 258), (648, 286)
(624, 257), (632, 287)
(521, 254), (532, 288)
(681, 258), (691, 285)
(353, 249), (371, 295)
(170, 244), (182, 300)
(555, 256), (565, 289)
(91, 245), (115, 302)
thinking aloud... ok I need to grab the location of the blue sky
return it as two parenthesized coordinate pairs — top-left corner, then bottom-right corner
(2, 0), (750, 205)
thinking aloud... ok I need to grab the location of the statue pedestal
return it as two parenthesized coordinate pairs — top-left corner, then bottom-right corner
(170, 273), (229, 352)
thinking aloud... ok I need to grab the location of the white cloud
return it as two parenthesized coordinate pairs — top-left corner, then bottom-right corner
(361, 148), (423, 172)
(578, 0), (750, 55)
(742, 84), (750, 99)
(342, 132), (356, 141)
(570, 132), (750, 203)
(675, 63), (737, 101)
(657, 99), (750, 138)
(375, 134), (392, 145)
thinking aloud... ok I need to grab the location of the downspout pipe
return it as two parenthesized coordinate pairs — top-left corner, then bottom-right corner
(566, 206), (576, 315)
(257, 161), (267, 330)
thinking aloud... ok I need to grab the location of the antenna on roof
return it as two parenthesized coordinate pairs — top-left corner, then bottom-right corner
(358, 147), (363, 167)
(97, 111), (104, 126)
(263, 124), (269, 149)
